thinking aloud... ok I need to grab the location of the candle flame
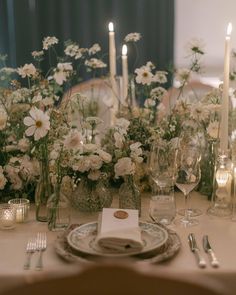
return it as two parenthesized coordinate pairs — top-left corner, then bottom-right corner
(108, 22), (114, 32)
(122, 44), (127, 55)
(227, 22), (232, 36)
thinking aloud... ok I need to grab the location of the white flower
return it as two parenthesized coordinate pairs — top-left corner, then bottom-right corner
(190, 102), (209, 121)
(83, 143), (99, 153)
(88, 43), (101, 55)
(43, 36), (58, 50)
(0, 167), (7, 190)
(85, 58), (107, 69)
(114, 157), (135, 178)
(64, 44), (80, 57)
(64, 129), (83, 150)
(124, 32), (141, 42)
(88, 170), (101, 181)
(73, 157), (90, 173)
(24, 107), (50, 141)
(153, 71), (168, 84)
(175, 68), (191, 86)
(114, 132), (124, 149)
(150, 87), (167, 100)
(185, 38), (205, 55)
(207, 121), (219, 139)
(18, 138), (30, 152)
(0, 110), (7, 130)
(146, 61), (155, 70)
(115, 118), (130, 134)
(135, 66), (153, 85)
(88, 154), (103, 170)
(53, 62), (73, 85)
(96, 150), (112, 163)
(17, 63), (37, 78)
(4, 165), (22, 190)
(144, 98), (155, 108)
(31, 51), (44, 58)
(130, 142), (143, 163)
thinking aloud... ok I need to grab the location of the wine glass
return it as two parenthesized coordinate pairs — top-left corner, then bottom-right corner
(174, 146), (201, 227)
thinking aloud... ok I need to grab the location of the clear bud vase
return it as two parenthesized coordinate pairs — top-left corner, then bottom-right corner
(119, 175), (141, 216)
(207, 153), (232, 217)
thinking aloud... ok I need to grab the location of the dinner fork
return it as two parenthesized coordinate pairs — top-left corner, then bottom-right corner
(24, 237), (36, 270)
(35, 232), (47, 271)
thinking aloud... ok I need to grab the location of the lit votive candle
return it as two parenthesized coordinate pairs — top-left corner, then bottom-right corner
(8, 198), (30, 223)
(0, 204), (16, 229)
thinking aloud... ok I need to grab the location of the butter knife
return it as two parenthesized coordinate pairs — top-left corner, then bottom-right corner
(203, 235), (219, 268)
(188, 233), (206, 268)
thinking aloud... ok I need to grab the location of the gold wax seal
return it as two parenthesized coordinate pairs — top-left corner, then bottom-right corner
(114, 210), (129, 219)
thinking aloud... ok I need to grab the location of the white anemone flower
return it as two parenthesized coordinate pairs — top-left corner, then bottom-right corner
(23, 107), (50, 141)
(135, 66), (153, 85)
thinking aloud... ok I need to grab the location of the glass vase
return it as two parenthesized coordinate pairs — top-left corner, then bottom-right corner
(119, 176), (141, 216)
(198, 139), (218, 199)
(47, 184), (70, 231)
(72, 178), (112, 212)
(35, 160), (52, 222)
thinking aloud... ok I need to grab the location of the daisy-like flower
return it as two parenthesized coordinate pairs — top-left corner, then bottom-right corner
(185, 38), (205, 56)
(31, 51), (44, 58)
(190, 101), (209, 121)
(135, 66), (153, 85)
(85, 58), (107, 69)
(64, 44), (80, 57)
(175, 68), (191, 86)
(23, 107), (50, 141)
(43, 36), (58, 50)
(207, 120), (219, 139)
(153, 71), (168, 84)
(124, 32), (141, 43)
(17, 63), (37, 78)
(88, 43), (101, 55)
(150, 87), (167, 101)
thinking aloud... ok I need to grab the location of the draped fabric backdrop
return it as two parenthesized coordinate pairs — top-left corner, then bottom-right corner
(0, 0), (174, 81)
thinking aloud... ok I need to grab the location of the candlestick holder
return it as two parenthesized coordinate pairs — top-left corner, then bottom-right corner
(8, 198), (30, 223)
(207, 152), (232, 217)
(0, 204), (16, 229)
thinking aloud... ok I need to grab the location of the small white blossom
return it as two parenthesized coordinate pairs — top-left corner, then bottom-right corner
(190, 102), (209, 121)
(150, 87), (167, 100)
(17, 63), (37, 78)
(124, 32), (141, 42)
(153, 71), (168, 84)
(43, 36), (58, 50)
(31, 51), (44, 58)
(53, 62), (73, 85)
(85, 58), (107, 69)
(18, 138), (30, 152)
(88, 43), (101, 55)
(185, 38), (205, 56)
(114, 157), (135, 178)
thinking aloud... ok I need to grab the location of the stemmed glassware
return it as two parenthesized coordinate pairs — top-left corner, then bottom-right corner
(174, 146), (201, 227)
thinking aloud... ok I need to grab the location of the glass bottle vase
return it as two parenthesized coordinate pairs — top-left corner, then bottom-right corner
(47, 184), (70, 231)
(72, 178), (112, 212)
(35, 160), (52, 222)
(119, 176), (141, 216)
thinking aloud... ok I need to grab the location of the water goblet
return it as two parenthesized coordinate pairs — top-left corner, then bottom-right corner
(174, 146), (201, 227)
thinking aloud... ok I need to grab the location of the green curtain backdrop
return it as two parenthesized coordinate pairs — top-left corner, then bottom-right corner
(0, 0), (174, 79)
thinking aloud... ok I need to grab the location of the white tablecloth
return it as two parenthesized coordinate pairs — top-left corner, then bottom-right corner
(0, 192), (235, 294)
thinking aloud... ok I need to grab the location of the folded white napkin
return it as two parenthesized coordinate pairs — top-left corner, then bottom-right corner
(95, 208), (144, 252)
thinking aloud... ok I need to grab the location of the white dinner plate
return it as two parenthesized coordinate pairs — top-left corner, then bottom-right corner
(67, 221), (168, 258)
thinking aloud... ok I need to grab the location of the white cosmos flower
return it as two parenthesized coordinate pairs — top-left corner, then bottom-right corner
(24, 107), (50, 141)
(53, 62), (73, 85)
(17, 63), (37, 78)
(135, 66), (153, 85)
(114, 157), (135, 178)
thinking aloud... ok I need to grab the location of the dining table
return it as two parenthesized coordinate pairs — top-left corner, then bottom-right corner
(0, 191), (236, 295)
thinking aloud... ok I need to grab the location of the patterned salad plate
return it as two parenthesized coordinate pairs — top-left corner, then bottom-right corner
(66, 221), (168, 258)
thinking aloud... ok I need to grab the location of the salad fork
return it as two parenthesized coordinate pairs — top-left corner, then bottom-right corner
(24, 237), (36, 270)
(35, 232), (47, 271)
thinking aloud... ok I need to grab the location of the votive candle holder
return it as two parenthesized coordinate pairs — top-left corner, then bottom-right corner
(0, 204), (16, 229)
(8, 198), (30, 223)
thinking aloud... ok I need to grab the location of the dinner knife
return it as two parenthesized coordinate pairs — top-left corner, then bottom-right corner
(188, 233), (206, 268)
(203, 235), (219, 268)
